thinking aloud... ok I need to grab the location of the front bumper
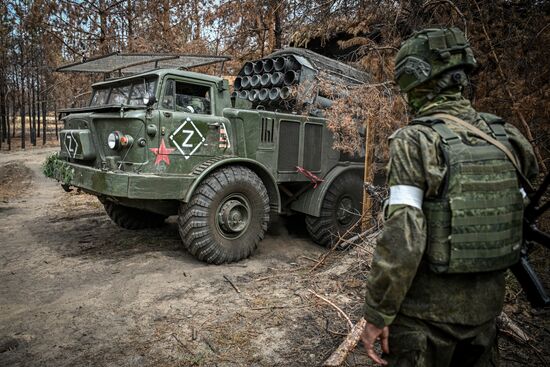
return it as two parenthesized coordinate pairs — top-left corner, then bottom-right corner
(57, 162), (194, 200)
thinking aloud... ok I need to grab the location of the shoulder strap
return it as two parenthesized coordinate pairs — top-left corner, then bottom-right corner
(430, 113), (534, 192)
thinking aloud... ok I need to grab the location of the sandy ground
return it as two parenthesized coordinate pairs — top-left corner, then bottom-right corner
(0, 147), (548, 367)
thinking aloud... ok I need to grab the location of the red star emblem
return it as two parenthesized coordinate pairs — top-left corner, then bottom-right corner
(150, 138), (175, 165)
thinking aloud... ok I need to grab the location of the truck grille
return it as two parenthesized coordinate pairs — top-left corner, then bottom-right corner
(278, 120), (300, 171)
(303, 124), (322, 171)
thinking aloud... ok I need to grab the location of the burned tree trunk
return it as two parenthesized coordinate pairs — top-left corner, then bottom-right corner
(36, 71), (40, 139)
(20, 69), (26, 149)
(30, 68), (36, 146)
(42, 84), (47, 145)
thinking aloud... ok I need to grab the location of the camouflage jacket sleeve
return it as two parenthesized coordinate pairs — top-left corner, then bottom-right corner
(363, 126), (445, 328)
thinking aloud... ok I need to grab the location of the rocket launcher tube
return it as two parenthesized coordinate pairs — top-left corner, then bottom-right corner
(284, 70), (299, 86)
(250, 75), (261, 88)
(248, 89), (260, 102)
(241, 76), (251, 89)
(274, 57), (286, 71)
(271, 72), (284, 86)
(263, 59), (275, 73)
(253, 60), (264, 74)
(234, 77), (243, 91)
(280, 86), (291, 100)
(269, 88), (281, 101)
(260, 74), (272, 87)
(259, 88), (269, 101)
(243, 62), (254, 76)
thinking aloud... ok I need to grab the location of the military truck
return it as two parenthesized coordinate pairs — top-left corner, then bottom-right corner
(47, 49), (367, 264)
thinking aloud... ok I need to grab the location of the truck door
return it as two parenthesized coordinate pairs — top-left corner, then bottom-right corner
(157, 77), (230, 172)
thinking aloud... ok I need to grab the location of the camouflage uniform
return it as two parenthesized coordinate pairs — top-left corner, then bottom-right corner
(363, 91), (538, 365)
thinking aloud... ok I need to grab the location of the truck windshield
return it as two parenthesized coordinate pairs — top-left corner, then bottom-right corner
(90, 77), (158, 106)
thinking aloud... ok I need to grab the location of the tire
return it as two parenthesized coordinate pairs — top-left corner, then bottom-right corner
(103, 201), (167, 230)
(178, 165), (270, 264)
(305, 171), (363, 247)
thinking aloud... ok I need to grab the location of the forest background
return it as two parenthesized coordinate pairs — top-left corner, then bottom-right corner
(0, 3), (549, 365)
(0, 0), (548, 174)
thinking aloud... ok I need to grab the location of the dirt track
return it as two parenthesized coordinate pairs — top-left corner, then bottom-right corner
(0, 148), (548, 367)
(0, 148), (373, 366)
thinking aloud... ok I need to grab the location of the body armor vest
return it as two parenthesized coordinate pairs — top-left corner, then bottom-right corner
(413, 114), (523, 273)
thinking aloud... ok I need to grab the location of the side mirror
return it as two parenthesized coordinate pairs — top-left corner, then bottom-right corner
(145, 95), (157, 107)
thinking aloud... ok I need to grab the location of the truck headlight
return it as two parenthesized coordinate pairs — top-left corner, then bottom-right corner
(107, 131), (121, 150)
(108, 131), (133, 150)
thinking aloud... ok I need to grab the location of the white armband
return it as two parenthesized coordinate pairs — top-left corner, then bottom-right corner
(389, 185), (424, 210)
(520, 188), (527, 198)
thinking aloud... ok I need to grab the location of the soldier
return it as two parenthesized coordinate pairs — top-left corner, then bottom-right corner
(361, 28), (538, 366)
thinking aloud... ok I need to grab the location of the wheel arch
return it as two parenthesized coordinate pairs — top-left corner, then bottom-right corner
(290, 164), (364, 217)
(184, 158), (281, 213)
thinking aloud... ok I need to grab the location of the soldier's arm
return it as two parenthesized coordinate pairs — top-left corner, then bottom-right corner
(363, 128), (444, 328)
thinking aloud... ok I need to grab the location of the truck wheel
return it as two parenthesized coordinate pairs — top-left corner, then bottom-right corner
(103, 201), (167, 230)
(305, 172), (363, 247)
(178, 166), (270, 264)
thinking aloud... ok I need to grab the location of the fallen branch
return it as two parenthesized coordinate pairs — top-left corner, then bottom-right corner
(308, 290), (353, 330)
(496, 311), (531, 343)
(323, 317), (367, 366)
(223, 275), (241, 293)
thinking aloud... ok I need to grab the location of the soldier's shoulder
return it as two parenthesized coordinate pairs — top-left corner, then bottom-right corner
(478, 112), (504, 125)
(478, 112), (525, 138)
(389, 121), (439, 141)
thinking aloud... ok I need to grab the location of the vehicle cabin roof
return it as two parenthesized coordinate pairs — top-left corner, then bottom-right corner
(91, 68), (224, 88)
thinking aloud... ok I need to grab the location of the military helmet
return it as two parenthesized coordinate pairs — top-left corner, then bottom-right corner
(395, 27), (478, 92)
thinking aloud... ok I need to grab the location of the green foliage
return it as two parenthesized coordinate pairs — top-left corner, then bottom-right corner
(42, 153), (74, 185)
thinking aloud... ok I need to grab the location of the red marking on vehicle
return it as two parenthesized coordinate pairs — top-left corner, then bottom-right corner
(219, 128), (228, 148)
(296, 166), (324, 188)
(150, 138), (175, 165)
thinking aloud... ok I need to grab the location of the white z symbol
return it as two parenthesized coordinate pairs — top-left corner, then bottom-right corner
(180, 129), (195, 148)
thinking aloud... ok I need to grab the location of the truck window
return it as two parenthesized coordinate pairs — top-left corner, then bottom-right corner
(89, 77), (157, 106)
(128, 79), (156, 106)
(162, 80), (175, 109)
(90, 88), (109, 106)
(162, 79), (211, 114)
(109, 85), (131, 104)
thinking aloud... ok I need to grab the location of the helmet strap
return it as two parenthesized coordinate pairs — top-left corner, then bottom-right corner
(426, 70), (468, 101)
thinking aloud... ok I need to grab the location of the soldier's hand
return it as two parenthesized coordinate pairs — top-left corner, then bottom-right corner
(361, 322), (389, 366)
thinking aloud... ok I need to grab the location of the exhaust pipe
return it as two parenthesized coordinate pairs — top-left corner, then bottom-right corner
(274, 57), (286, 72)
(241, 76), (251, 89)
(238, 90), (249, 99)
(250, 74), (261, 88)
(271, 72), (284, 87)
(285, 57), (300, 70)
(263, 58), (275, 73)
(260, 73), (272, 87)
(283, 70), (299, 86)
(253, 60), (264, 74)
(248, 89), (260, 102)
(259, 88), (269, 102)
(234, 77), (242, 91)
(243, 62), (254, 76)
